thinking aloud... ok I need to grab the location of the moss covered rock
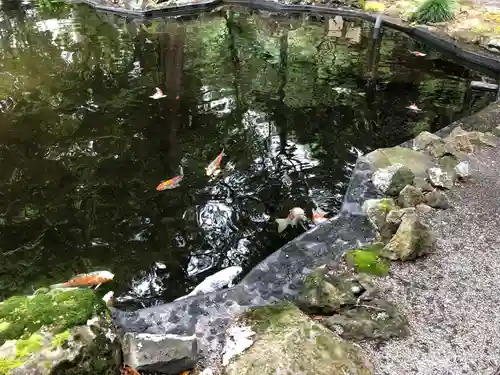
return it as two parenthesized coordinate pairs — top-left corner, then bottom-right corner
(224, 303), (373, 375)
(365, 146), (435, 178)
(0, 289), (120, 375)
(295, 266), (371, 315)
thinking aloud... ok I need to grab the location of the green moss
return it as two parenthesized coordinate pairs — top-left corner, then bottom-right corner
(0, 357), (24, 374)
(0, 289), (105, 346)
(51, 330), (70, 348)
(244, 303), (298, 334)
(15, 333), (43, 358)
(346, 243), (390, 276)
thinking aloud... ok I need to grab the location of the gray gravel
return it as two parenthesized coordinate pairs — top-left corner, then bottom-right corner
(360, 145), (500, 375)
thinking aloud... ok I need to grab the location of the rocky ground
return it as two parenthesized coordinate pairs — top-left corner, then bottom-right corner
(360, 142), (500, 375)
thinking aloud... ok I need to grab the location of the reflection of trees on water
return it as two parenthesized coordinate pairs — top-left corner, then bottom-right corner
(0, 4), (494, 306)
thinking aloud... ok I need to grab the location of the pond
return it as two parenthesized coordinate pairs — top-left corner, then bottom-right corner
(0, 1), (496, 309)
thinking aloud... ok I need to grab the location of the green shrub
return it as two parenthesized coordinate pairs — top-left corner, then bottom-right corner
(411, 0), (456, 24)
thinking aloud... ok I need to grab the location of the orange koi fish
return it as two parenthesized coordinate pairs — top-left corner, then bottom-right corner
(156, 175), (184, 191)
(121, 365), (141, 375)
(157, 167), (184, 191)
(49, 270), (114, 289)
(206, 149), (225, 176)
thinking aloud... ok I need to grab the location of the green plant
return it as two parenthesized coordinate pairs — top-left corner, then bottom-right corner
(346, 243), (390, 276)
(411, 0), (456, 24)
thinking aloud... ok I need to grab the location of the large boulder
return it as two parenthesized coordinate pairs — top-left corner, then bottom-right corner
(381, 212), (436, 261)
(318, 298), (409, 341)
(223, 303), (373, 375)
(371, 164), (414, 196)
(122, 332), (198, 374)
(0, 289), (120, 375)
(364, 146), (435, 178)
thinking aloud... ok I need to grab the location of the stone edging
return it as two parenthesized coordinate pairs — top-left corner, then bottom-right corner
(69, 0), (500, 76)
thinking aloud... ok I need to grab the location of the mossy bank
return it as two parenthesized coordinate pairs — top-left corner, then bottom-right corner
(0, 288), (120, 375)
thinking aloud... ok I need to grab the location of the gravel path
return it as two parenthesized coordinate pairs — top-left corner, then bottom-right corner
(360, 145), (500, 375)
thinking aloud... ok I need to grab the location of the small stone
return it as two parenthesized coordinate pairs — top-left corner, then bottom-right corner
(397, 185), (424, 208)
(372, 164), (415, 196)
(492, 125), (500, 138)
(415, 203), (432, 214)
(427, 167), (453, 189)
(380, 209), (404, 240)
(439, 154), (459, 182)
(424, 189), (450, 209)
(362, 198), (395, 231)
(413, 176), (434, 192)
(381, 212), (436, 261)
(454, 161), (470, 180)
(295, 267), (361, 315)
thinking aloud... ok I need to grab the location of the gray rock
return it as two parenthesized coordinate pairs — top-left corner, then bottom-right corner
(413, 176), (434, 192)
(381, 212), (436, 261)
(295, 266), (367, 315)
(468, 131), (497, 147)
(319, 299), (409, 341)
(380, 209), (404, 241)
(455, 161), (470, 180)
(427, 167), (454, 189)
(362, 198), (395, 231)
(413, 131), (455, 158)
(365, 146), (434, 179)
(423, 189), (450, 209)
(224, 303), (374, 375)
(122, 332), (198, 374)
(397, 185), (424, 208)
(372, 164), (414, 196)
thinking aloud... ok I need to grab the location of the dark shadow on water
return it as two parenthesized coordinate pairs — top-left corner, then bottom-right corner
(0, 2), (495, 307)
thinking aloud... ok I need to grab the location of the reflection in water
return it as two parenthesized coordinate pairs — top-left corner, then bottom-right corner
(0, 3), (496, 308)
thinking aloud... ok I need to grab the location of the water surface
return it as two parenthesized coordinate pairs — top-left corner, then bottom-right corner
(0, 2), (495, 307)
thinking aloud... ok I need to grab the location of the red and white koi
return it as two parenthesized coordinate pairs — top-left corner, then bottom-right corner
(409, 50), (427, 57)
(206, 149), (225, 176)
(149, 87), (166, 99)
(407, 103), (422, 112)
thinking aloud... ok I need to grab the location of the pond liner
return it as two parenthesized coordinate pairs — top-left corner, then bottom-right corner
(68, 0), (500, 75)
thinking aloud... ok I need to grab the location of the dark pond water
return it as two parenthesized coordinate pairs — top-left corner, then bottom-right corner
(0, 1), (496, 308)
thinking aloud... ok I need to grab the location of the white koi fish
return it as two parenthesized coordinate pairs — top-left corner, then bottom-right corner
(175, 266), (242, 301)
(149, 87), (166, 99)
(275, 207), (306, 233)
